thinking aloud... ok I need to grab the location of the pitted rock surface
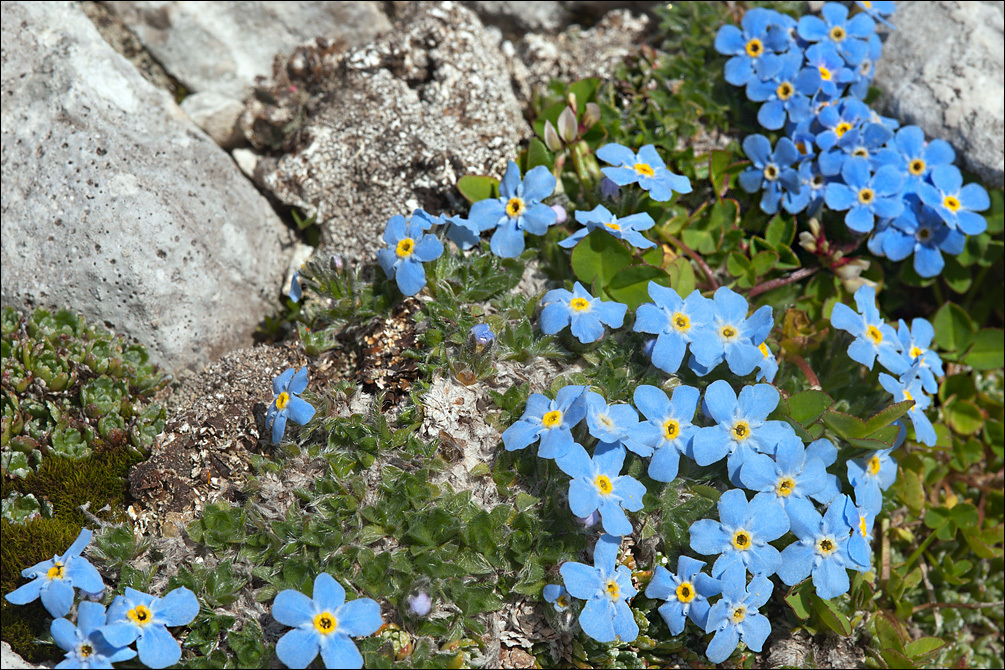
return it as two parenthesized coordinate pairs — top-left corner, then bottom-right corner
(1, 1), (295, 373)
(875, 1), (1004, 187)
(243, 1), (530, 266)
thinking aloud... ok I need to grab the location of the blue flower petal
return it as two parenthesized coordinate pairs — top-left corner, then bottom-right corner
(313, 573), (346, 612)
(813, 557), (851, 599)
(395, 258), (427, 296)
(705, 626), (742, 664)
(50, 617), (77, 652)
(689, 519), (731, 555)
(276, 627), (321, 670)
(560, 562), (604, 600)
(136, 623), (183, 669)
(579, 597), (617, 643)
(271, 412), (289, 444)
(287, 396), (317, 427)
(501, 420), (541, 452)
(40, 579), (74, 618)
(273, 588), (315, 627)
(613, 599), (640, 641)
(490, 221), (525, 258)
(412, 235), (444, 263)
(154, 587), (199, 627)
(321, 634), (364, 670)
(337, 598), (382, 637)
(596, 144), (637, 167)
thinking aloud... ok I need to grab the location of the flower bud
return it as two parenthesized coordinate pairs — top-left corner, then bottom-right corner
(582, 102), (600, 129)
(543, 120), (563, 152)
(557, 106), (578, 144)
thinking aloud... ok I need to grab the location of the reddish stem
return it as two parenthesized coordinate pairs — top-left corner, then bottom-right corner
(787, 353), (821, 389)
(665, 235), (719, 290)
(747, 267), (819, 299)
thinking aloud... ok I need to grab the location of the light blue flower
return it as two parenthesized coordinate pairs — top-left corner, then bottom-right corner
(444, 213), (493, 250)
(843, 494), (877, 571)
(880, 370), (936, 447)
(804, 43), (854, 97)
(689, 488), (789, 578)
(376, 215), (444, 295)
(466, 162), (557, 258)
(703, 563), (774, 664)
(693, 380), (793, 483)
(688, 287), (773, 377)
(51, 601), (136, 670)
(585, 391), (649, 457)
(777, 496), (856, 599)
(470, 323), (495, 348)
(746, 51), (821, 130)
(819, 121), (896, 176)
(829, 284), (909, 374)
(597, 144), (692, 202)
(5, 528), (104, 618)
(783, 160), (829, 215)
(645, 556), (721, 635)
(267, 366), (317, 445)
(501, 385), (587, 459)
(540, 282), (627, 344)
(824, 156), (904, 233)
(560, 534), (638, 643)
(881, 196), (965, 278)
(854, 0), (896, 28)
(738, 135), (802, 214)
(633, 384), (700, 482)
(797, 2), (875, 65)
(543, 584), (573, 612)
(556, 443), (646, 537)
(407, 591), (432, 617)
(714, 7), (788, 86)
(917, 165), (990, 235)
(289, 270), (303, 303)
(814, 96), (870, 151)
(849, 33), (883, 98)
(272, 573), (382, 670)
(558, 205), (656, 249)
(895, 318), (943, 394)
(893, 125), (955, 195)
(101, 587), (200, 669)
(754, 341), (779, 383)
(847, 445), (898, 513)
(739, 433), (841, 513)
(634, 283), (714, 374)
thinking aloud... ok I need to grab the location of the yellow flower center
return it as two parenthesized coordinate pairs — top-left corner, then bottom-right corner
(903, 388), (913, 402)
(595, 474), (614, 495)
(732, 529), (752, 551)
(867, 325), (883, 345)
(909, 159), (926, 176)
(909, 346), (923, 359)
(396, 238), (415, 258)
(314, 612), (337, 635)
(776, 477), (796, 497)
(79, 644), (94, 659)
(819, 65), (832, 81)
(676, 581), (696, 603)
(569, 297), (591, 312)
(835, 122), (852, 137)
(816, 537), (837, 556)
(745, 38), (764, 57)
(764, 164), (779, 180)
(863, 1), (873, 8)
(867, 455), (882, 476)
(506, 197), (526, 218)
(859, 515), (869, 538)
(598, 414), (615, 429)
(776, 82), (794, 100)
(605, 579), (621, 600)
(672, 312), (691, 332)
(858, 187), (875, 205)
(634, 163), (655, 178)
(943, 195), (960, 212)
(275, 391), (290, 410)
(127, 605), (153, 627)
(663, 419), (680, 441)
(759, 342), (770, 358)
(557, 594), (570, 609)
(542, 410), (563, 428)
(46, 562), (65, 581)
(720, 325), (738, 341)
(732, 605), (747, 623)
(604, 222), (622, 231)
(732, 421), (750, 441)
(830, 25), (847, 41)
(852, 147), (869, 158)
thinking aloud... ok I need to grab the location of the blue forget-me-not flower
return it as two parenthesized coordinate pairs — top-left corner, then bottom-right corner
(880, 370), (937, 447)
(633, 384), (700, 482)
(843, 494), (878, 571)
(556, 443), (646, 537)
(501, 385), (586, 459)
(879, 196), (965, 278)
(51, 601), (137, 670)
(847, 445), (899, 514)
(102, 587), (200, 669)
(272, 573), (382, 670)
(689, 488), (790, 578)
(824, 156), (904, 233)
(829, 284), (909, 374)
(703, 563), (774, 664)
(560, 534), (639, 643)
(777, 495), (856, 599)
(466, 161), (557, 258)
(540, 282), (627, 344)
(688, 287), (773, 378)
(5, 527), (104, 618)
(804, 43), (854, 98)
(543, 584), (573, 613)
(740, 433), (841, 514)
(894, 318), (943, 393)
(797, 2), (875, 66)
(714, 7), (788, 86)
(377, 214), (444, 296)
(645, 556), (721, 635)
(892, 125), (955, 195)
(917, 165), (990, 236)
(596, 144), (692, 202)
(746, 51), (821, 130)
(634, 283), (714, 375)
(738, 135), (802, 214)
(584, 391), (649, 457)
(268, 366), (317, 445)
(558, 205), (656, 249)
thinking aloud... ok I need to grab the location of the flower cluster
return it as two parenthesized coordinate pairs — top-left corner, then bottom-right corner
(720, 3), (989, 277)
(831, 284), (940, 446)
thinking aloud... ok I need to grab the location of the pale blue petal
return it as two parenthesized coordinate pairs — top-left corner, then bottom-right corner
(337, 598), (382, 636)
(136, 624), (182, 669)
(560, 563), (603, 600)
(41, 580), (74, 618)
(276, 627), (321, 670)
(395, 259), (427, 296)
(287, 396), (316, 426)
(273, 589), (315, 627)
(154, 587), (199, 627)
(579, 598), (617, 643)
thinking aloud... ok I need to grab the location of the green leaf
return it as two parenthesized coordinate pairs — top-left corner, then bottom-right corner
(941, 256), (972, 293)
(904, 636), (945, 661)
(863, 401), (914, 436)
(784, 585), (812, 620)
(567, 78), (600, 112)
(750, 249), (779, 276)
(985, 188), (1003, 234)
(570, 230), (632, 287)
(932, 303), (975, 352)
(874, 613), (906, 652)
(882, 648), (917, 669)
(811, 593), (852, 636)
(897, 468), (925, 515)
(822, 410), (868, 439)
(726, 252), (752, 278)
(525, 138), (554, 171)
(765, 215), (795, 247)
(962, 328), (1004, 370)
(456, 175), (499, 203)
(945, 398), (983, 435)
(667, 257), (696, 297)
(607, 265), (671, 310)
(787, 390), (833, 424)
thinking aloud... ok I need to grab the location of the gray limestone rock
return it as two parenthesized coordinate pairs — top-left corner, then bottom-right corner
(180, 90), (246, 148)
(875, 1), (1004, 187)
(105, 1), (391, 100)
(1, 1), (296, 373)
(243, 1), (530, 266)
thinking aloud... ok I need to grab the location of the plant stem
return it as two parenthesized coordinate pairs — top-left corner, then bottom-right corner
(747, 267), (820, 299)
(913, 599), (1005, 612)
(786, 353), (821, 389)
(900, 531), (939, 573)
(662, 234), (719, 289)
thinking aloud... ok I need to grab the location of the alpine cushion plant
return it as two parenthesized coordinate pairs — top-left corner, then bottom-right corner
(633, 384), (700, 483)
(267, 366), (317, 445)
(559, 534), (639, 644)
(777, 495), (857, 599)
(689, 488), (790, 578)
(377, 214), (445, 295)
(539, 282), (627, 344)
(466, 161), (557, 258)
(703, 563), (774, 664)
(272, 573), (382, 670)
(51, 601), (136, 670)
(101, 587), (200, 669)
(633, 283), (714, 375)
(556, 443), (646, 537)
(501, 385), (587, 459)
(4, 528), (104, 618)
(596, 143), (692, 202)
(645, 556), (721, 635)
